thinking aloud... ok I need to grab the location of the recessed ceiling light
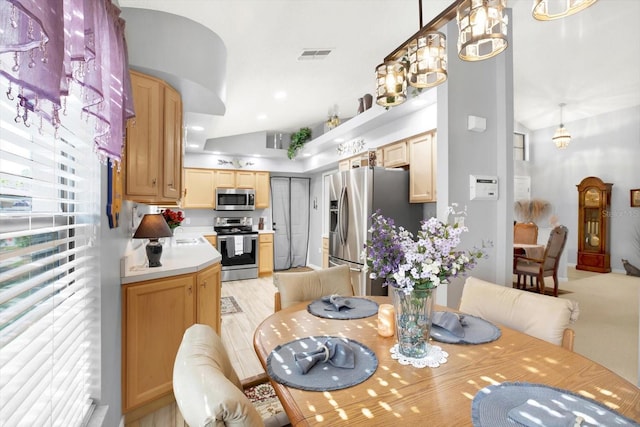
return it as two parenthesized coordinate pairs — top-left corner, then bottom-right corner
(191, 125), (204, 131)
(253, 154), (261, 158)
(335, 138), (345, 143)
(257, 114), (267, 120)
(302, 153), (311, 157)
(187, 143), (199, 148)
(274, 91), (287, 100)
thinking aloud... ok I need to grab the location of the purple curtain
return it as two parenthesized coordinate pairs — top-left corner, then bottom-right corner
(0, 0), (135, 162)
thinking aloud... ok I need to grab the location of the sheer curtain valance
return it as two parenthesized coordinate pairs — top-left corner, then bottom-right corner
(0, 0), (135, 163)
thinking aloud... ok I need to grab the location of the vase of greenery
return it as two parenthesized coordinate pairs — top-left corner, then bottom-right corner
(287, 127), (312, 159)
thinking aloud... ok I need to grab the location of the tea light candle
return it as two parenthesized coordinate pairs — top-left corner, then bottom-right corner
(377, 304), (395, 337)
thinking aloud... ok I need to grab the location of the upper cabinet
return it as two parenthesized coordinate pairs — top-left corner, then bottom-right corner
(235, 171), (256, 189)
(125, 70), (183, 204)
(383, 140), (408, 167)
(408, 131), (437, 203)
(183, 168), (216, 209)
(255, 172), (270, 209)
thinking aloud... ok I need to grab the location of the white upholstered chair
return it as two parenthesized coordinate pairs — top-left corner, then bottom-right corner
(173, 324), (290, 427)
(459, 276), (579, 350)
(273, 264), (354, 312)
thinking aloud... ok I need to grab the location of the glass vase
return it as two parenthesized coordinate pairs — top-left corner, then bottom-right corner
(392, 286), (436, 358)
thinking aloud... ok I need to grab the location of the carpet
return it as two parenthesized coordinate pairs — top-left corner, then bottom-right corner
(512, 283), (573, 296)
(221, 296), (242, 315)
(243, 382), (285, 420)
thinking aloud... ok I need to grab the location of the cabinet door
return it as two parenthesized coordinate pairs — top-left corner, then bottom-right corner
(255, 171), (270, 209)
(383, 141), (408, 167)
(258, 233), (274, 276)
(126, 72), (162, 197)
(197, 263), (221, 334)
(409, 132), (436, 202)
(123, 275), (195, 411)
(235, 171), (255, 189)
(338, 160), (350, 171)
(322, 237), (329, 268)
(203, 235), (217, 247)
(183, 169), (215, 208)
(215, 170), (236, 188)
(163, 85), (183, 200)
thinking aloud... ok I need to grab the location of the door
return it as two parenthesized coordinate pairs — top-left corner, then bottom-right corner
(271, 177), (310, 270)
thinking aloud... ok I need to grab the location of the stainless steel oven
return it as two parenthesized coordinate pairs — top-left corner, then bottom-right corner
(214, 217), (259, 281)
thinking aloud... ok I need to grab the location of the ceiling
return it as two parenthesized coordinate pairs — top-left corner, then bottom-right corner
(118, 0), (640, 157)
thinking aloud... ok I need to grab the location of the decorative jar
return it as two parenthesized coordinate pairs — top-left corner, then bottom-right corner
(392, 286), (436, 358)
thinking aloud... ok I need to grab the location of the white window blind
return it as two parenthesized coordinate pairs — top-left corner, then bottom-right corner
(0, 95), (100, 426)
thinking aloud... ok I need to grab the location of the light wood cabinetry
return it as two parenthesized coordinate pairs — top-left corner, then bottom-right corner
(383, 140), (408, 167)
(338, 159), (350, 171)
(215, 170), (236, 188)
(255, 172), (270, 209)
(122, 262), (221, 412)
(125, 70), (183, 204)
(408, 131), (437, 203)
(235, 171), (255, 189)
(183, 168), (216, 208)
(203, 235), (217, 247)
(258, 233), (274, 276)
(322, 237), (329, 268)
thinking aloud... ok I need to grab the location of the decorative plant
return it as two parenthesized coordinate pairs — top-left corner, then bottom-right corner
(161, 208), (184, 229)
(287, 127), (312, 159)
(514, 198), (551, 223)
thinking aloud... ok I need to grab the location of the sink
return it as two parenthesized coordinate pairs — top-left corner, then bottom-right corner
(174, 237), (206, 246)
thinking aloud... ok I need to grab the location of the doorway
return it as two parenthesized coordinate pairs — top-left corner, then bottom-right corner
(271, 177), (310, 270)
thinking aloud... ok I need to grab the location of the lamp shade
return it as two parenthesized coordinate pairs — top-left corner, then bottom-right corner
(133, 214), (173, 239)
(407, 31), (448, 89)
(532, 0), (599, 21)
(553, 125), (571, 149)
(457, 0), (508, 61)
(375, 61), (407, 107)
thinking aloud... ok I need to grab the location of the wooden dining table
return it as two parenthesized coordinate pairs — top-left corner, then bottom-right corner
(253, 297), (640, 426)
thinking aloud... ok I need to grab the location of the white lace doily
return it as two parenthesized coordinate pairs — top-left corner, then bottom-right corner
(390, 344), (449, 368)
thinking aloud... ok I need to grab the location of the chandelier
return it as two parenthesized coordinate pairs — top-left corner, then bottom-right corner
(552, 103), (571, 149)
(456, 0), (508, 61)
(532, 0), (599, 21)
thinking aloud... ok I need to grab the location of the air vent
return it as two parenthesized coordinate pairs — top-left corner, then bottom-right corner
(297, 48), (332, 61)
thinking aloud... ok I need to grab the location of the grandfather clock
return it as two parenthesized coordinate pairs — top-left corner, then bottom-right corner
(576, 176), (612, 272)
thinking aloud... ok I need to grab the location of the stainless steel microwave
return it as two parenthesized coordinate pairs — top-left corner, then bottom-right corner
(215, 188), (255, 211)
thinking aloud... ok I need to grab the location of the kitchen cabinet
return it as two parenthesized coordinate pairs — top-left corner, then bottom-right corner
(235, 171), (255, 189)
(122, 262), (221, 412)
(383, 140), (408, 167)
(125, 70), (183, 204)
(408, 131), (437, 203)
(258, 233), (274, 276)
(183, 168), (216, 208)
(322, 237), (329, 268)
(338, 159), (350, 171)
(215, 170), (236, 188)
(204, 235), (217, 247)
(255, 171), (270, 209)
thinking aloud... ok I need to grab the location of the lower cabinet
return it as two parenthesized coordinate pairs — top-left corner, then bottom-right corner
(122, 262), (221, 413)
(322, 237), (329, 268)
(258, 233), (274, 276)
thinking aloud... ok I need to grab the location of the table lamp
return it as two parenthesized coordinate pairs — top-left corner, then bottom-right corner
(133, 214), (173, 267)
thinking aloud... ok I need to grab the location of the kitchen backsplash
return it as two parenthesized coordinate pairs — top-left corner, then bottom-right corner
(179, 207), (272, 231)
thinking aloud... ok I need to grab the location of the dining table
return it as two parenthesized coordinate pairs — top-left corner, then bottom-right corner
(253, 296), (640, 426)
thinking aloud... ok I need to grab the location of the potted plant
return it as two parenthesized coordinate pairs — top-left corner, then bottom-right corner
(287, 127), (312, 159)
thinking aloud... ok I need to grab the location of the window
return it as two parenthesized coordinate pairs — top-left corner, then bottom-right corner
(0, 95), (100, 425)
(514, 132), (526, 161)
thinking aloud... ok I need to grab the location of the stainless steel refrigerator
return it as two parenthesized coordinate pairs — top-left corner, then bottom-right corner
(328, 167), (422, 296)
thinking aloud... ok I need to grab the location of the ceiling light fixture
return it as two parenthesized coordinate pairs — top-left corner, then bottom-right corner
(375, 61), (407, 107)
(552, 103), (571, 149)
(456, 0), (508, 62)
(532, 0), (599, 21)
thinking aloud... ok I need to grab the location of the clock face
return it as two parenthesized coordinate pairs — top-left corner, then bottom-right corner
(584, 188), (600, 207)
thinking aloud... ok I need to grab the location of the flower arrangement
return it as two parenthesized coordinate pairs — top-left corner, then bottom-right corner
(362, 205), (489, 293)
(161, 208), (184, 229)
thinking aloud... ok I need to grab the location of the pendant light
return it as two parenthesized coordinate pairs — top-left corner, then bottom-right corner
(457, 0), (508, 62)
(532, 0), (599, 21)
(407, 0), (447, 89)
(375, 61), (407, 107)
(553, 103), (571, 149)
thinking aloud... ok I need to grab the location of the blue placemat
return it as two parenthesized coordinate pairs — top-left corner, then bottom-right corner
(307, 297), (379, 319)
(472, 382), (639, 426)
(430, 312), (501, 345)
(267, 336), (378, 391)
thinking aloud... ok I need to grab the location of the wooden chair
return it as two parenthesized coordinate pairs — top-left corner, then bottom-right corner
(514, 225), (568, 297)
(513, 222), (539, 244)
(273, 264), (354, 312)
(459, 276), (579, 350)
(173, 324), (290, 427)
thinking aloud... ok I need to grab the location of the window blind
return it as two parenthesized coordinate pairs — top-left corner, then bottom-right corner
(0, 94), (100, 426)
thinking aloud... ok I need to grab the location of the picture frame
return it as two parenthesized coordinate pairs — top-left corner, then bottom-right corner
(631, 189), (640, 208)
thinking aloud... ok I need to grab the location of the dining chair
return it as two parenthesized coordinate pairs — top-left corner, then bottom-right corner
(514, 225), (569, 297)
(273, 264), (354, 311)
(459, 276), (579, 350)
(513, 222), (539, 244)
(173, 324), (290, 427)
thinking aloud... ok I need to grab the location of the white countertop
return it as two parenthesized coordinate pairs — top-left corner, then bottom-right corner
(121, 233), (222, 284)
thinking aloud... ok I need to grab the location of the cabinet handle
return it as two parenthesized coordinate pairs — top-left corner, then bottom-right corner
(152, 178), (157, 186)
(188, 285), (192, 295)
(167, 183), (173, 187)
(201, 280), (207, 288)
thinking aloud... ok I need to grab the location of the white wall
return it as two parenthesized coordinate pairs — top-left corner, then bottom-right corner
(528, 105), (640, 272)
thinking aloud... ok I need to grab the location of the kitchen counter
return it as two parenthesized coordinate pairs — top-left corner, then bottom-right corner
(121, 233), (221, 284)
